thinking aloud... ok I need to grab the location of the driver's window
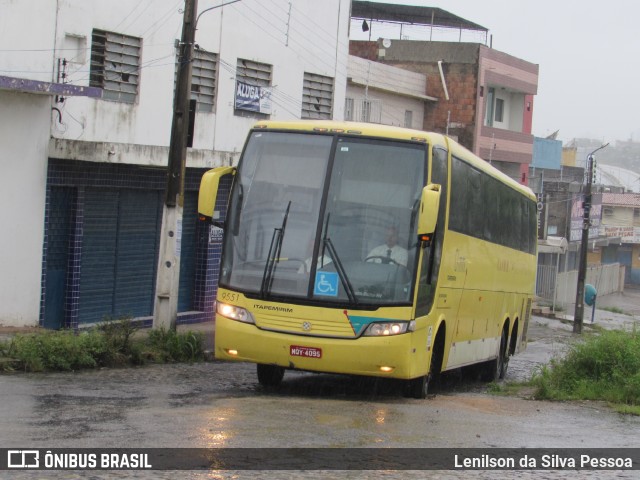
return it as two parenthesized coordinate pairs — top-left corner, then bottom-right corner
(416, 146), (448, 316)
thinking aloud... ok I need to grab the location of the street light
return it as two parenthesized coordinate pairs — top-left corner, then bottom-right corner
(573, 142), (609, 334)
(196, 0), (241, 27)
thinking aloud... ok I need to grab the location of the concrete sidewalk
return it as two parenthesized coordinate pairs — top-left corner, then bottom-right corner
(543, 288), (640, 327)
(592, 287), (640, 316)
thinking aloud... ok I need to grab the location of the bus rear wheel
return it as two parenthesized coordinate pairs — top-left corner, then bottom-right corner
(257, 364), (284, 387)
(481, 329), (507, 382)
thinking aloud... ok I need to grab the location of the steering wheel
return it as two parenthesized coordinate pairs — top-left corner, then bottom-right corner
(365, 255), (399, 265)
(279, 257), (307, 272)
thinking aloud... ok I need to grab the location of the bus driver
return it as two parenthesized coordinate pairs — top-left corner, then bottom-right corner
(367, 225), (408, 267)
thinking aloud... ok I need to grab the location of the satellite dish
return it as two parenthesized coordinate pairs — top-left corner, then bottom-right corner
(382, 38), (391, 48)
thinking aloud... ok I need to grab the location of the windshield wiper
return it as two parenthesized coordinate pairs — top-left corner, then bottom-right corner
(321, 214), (358, 305)
(260, 201), (291, 299)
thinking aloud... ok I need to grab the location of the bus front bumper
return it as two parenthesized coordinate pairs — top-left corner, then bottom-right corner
(214, 315), (422, 379)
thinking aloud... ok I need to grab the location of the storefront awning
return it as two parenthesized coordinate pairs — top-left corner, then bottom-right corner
(538, 236), (568, 254)
(0, 75), (101, 98)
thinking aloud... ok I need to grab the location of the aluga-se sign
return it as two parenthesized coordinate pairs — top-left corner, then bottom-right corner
(235, 80), (272, 114)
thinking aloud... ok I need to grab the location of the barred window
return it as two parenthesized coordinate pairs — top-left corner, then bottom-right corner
(344, 97), (354, 121)
(90, 29), (141, 103)
(175, 47), (218, 112)
(359, 99), (381, 123)
(302, 72), (334, 119)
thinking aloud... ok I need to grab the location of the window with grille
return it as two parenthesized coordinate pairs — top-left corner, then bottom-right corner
(302, 72), (334, 119)
(344, 98), (382, 123)
(359, 99), (381, 123)
(235, 58), (272, 117)
(90, 29), (141, 103)
(187, 49), (218, 112)
(344, 97), (354, 121)
(361, 100), (371, 122)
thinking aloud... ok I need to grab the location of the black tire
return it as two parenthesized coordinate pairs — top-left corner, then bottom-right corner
(481, 329), (507, 382)
(499, 333), (510, 379)
(404, 374), (428, 399)
(403, 330), (444, 399)
(256, 364), (284, 387)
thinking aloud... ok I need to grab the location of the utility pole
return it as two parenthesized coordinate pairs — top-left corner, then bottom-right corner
(573, 143), (608, 333)
(153, 0), (198, 330)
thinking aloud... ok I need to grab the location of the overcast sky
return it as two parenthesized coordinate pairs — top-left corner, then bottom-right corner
(354, 0), (640, 145)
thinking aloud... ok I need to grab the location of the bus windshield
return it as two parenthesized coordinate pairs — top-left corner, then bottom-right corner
(220, 130), (427, 307)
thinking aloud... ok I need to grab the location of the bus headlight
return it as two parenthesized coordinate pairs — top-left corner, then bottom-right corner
(363, 320), (415, 336)
(217, 302), (255, 324)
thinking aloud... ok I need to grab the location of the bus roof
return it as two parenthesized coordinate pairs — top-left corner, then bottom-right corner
(252, 120), (535, 201)
(253, 120), (446, 144)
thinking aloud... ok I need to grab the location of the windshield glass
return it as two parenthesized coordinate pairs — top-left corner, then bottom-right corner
(319, 137), (425, 305)
(221, 131), (332, 298)
(220, 131), (426, 306)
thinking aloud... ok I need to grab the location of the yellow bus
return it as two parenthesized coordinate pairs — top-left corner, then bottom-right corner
(198, 120), (537, 398)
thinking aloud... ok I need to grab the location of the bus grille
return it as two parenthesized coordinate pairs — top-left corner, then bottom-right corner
(255, 313), (356, 338)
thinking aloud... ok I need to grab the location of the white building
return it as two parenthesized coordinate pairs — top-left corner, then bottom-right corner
(346, 55), (435, 128)
(0, 0), (349, 328)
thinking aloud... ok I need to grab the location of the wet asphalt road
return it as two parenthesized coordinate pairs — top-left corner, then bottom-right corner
(0, 316), (639, 479)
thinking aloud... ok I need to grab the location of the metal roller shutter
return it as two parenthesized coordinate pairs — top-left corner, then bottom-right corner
(43, 187), (74, 329)
(79, 188), (162, 324)
(114, 189), (163, 318)
(79, 189), (119, 324)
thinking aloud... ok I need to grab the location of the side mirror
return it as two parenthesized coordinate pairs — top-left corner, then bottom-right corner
(198, 166), (236, 223)
(418, 183), (441, 235)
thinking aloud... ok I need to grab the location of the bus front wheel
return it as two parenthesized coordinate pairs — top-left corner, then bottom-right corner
(257, 364), (285, 387)
(404, 329), (444, 399)
(404, 374), (429, 399)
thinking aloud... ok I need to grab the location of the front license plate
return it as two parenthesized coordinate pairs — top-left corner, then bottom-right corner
(290, 345), (322, 359)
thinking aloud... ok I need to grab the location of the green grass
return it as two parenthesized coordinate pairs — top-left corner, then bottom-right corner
(599, 306), (628, 315)
(529, 329), (640, 414)
(0, 319), (205, 373)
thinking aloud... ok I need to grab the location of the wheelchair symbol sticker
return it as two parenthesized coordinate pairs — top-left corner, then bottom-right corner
(314, 271), (339, 297)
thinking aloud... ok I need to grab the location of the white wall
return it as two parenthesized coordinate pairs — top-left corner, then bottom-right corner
(0, 0), (57, 83)
(0, 0), (56, 326)
(207, 0), (349, 155)
(0, 92), (50, 326)
(43, 0), (349, 167)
